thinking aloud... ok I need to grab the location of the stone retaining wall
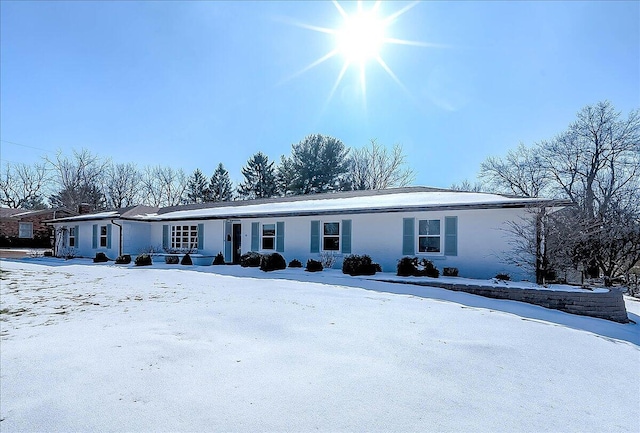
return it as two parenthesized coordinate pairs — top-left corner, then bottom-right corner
(382, 279), (629, 323)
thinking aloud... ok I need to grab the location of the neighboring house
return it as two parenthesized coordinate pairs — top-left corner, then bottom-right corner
(0, 208), (77, 248)
(47, 187), (571, 280)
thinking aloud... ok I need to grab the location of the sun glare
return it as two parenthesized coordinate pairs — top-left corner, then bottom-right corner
(281, 1), (439, 108)
(336, 11), (385, 64)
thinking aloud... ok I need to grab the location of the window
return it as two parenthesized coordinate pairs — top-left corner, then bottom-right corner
(69, 227), (76, 247)
(262, 224), (275, 250)
(418, 219), (441, 253)
(19, 222), (33, 239)
(171, 225), (198, 250)
(99, 225), (108, 247)
(323, 222), (340, 251)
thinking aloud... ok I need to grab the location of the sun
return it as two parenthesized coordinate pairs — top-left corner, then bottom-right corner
(335, 9), (386, 65)
(280, 1), (438, 107)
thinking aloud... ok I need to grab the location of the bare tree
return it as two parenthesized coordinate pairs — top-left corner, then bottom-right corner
(46, 148), (109, 211)
(141, 165), (188, 207)
(104, 162), (142, 209)
(449, 179), (486, 192)
(0, 162), (49, 209)
(349, 140), (415, 190)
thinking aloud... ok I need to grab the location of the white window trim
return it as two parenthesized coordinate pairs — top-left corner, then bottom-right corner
(19, 222), (34, 239)
(322, 221), (340, 252)
(170, 224), (198, 251)
(261, 223), (276, 251)
(417, 218), (443, 255)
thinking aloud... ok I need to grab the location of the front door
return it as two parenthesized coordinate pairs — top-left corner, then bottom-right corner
(232, 223), (242, 264)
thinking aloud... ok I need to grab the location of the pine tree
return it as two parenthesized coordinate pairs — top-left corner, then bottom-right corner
(237, 152), (277, 200)
(276, 155), (296, 196)
(186, 169), (209, 204)
(289, 134), (350, 195)
(209, 163), (233, 202)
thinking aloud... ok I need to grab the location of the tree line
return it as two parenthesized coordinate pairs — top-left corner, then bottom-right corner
(453, 101), (639, 283)
(0, 134), (415, 210)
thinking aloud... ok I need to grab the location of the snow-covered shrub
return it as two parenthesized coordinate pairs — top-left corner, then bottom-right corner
(397, 257), (439, 278)
(135, 253), (152, 266)
(93, 252), (109, 263)
(59, 247), (77, 260)
(115, 254), (131, 264)
(288, 259), (302, 268)
(306, 259), (323, 272)
(213, 252), (225, 265)
(260, 253), (287, 272)
(165, 255), (179, 264)
(319, 251), (337, 269)
(494, 273), (510, 281)
(443, 267), (459, 277)
(240, 252), (262, 267)
(181, 253), (193, 265)
(342, 254), (379, 276)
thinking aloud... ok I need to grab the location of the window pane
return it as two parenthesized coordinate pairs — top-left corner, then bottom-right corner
(69, 238), (75, 247)
(419, 236), (440, 253)
(69, 227), (76, 236)
(100, 238), (107, 247)
(262, 237), (275, 250)
(323, 237), (340, 251)
(419, 220), (440, 235)
(262, 224), (276, 237)
(101, 226), (107, 235)
(324, 222), (339, 236)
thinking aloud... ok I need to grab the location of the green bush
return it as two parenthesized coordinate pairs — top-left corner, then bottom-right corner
(342, 254), (379, 276)
(93, 252), (109, 263)
(397, 257), (439, 278)
(260, 253), (287, 272)
(240, 252), (262, 267)
(213, 252), (225, 265)
(135, 254), (152, 266)
(115, 254), (131, 264)
(305, 259), (323, 272)
(181, 253), (193, 265)
(443, 267), (459, 277)
(288, 259), (302, 268)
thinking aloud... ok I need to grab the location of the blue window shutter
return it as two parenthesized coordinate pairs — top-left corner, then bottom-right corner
(92, 224), (98, 249)
(162, 225), (169, 250)
(106, 224), (112, 249)
(75, 225), (80, 245)
(341, 219), (352, 254)
(445, 216), (458, 256)
(402, 218), (415, 256)
(197, 223), (204, 250)
(251, 222), (259, 252)
(310, 220), (320, 253)
(276, 221), (285, 253)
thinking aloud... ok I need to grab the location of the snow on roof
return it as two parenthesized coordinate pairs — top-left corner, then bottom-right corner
(147, 190), (569, 221)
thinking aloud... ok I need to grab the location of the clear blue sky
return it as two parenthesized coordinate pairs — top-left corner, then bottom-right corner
(1, 1), (638, 188)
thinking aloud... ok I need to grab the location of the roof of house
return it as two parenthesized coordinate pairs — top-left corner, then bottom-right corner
(0, 207), (76, 220)
(47, 187), (573, 223)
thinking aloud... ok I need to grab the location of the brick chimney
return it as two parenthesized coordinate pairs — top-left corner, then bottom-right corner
(77, 203), (93, 215)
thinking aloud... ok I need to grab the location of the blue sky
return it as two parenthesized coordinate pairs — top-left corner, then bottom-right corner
(1, 1), (638, 188)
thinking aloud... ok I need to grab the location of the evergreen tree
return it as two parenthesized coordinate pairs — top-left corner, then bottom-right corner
(237, 152), (277, 200)
(209, 163), (233, 202)
(186, 169), (209, 204)
(288, 134), (350, 194)
(275, 155), (296, 196)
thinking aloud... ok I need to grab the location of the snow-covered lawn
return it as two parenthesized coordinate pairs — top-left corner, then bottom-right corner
(1, 259), (638, 432)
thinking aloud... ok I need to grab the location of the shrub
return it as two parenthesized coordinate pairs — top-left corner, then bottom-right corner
(288, 259), (302, 268)
(495, 273), (511, 281)
(93, 252), (109, 263)
(181, 253), (193, 265)
(396, 257), (439, 278)
(306, 259), (323, 272)
(342, 254), (379, 276)
(135, 253), (152, 266)
(213, 252), (225, 265)
(443, 267), (459, 277)
(115, 254), (131, 264)
(240, 252), (262, 267)
(165, 255), (179, 264)
(260, 252), (287, 272)
(319, 251), (337, 269)
(44, 251), (53, 257)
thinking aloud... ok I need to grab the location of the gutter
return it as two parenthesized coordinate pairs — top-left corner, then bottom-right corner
(111, 219), (123, 257)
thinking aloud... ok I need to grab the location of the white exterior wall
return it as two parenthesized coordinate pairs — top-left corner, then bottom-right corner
(51, 221), (119, 259)
(122, 221), (152, 256)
